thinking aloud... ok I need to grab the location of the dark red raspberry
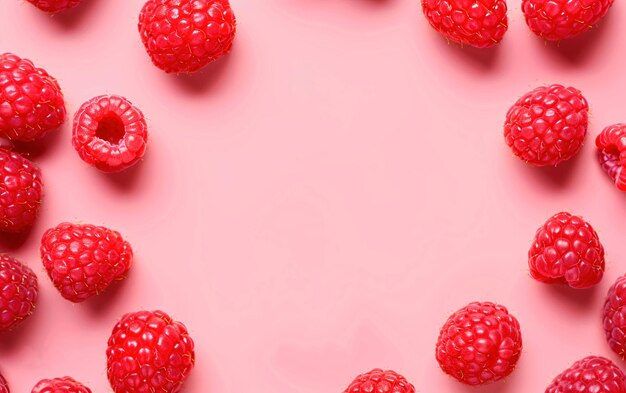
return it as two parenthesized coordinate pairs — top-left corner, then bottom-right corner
(529, 212), (604, 289)
(597, 124), (626, 192)
(72, 95), (148, 173)
(0, 373), (8, 393)
(546, 356), (626, 393)
(0, 148), (43, 233)
(26, 0), (82, 13)
(523, 0), (614, 41)
(436, 302), (522, 385)
(504, 84), (588, 166)
(603, 275), (626, 358)
(138, 0), (237, 73)
(0, 53), (66, 142)
(344, 369), (415, 393)
(40, 222), (133, 303)
(421, 0), (508, 48)
(0, 255), (38, 332)
(107, 310), (195, 393)
(32, 377), (92, 393)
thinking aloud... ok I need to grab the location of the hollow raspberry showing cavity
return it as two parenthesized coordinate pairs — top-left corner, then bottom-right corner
(32, 377), (92, 393)
(72, 95), (148, 173)
(343, 369), (415, 393)
(529, 212), (605, 289)
(0, 53), (66, 142)
(0, 255), (38, 332)
(26, 0), (82, 13)
(597, 124), (626, 191)
(436, 301), (522, 385)
(138, 0), (237, 73)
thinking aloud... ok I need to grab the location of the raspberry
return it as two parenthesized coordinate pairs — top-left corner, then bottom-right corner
(0, 148), (43, 233)
(603, 275), (626, 358)
(529, 212), (604, 289)
(522, 0), (614, 41)
(504, 84), (588, 166)
(26, 0), (82, 13)
(0, 53), (66, 142)
(546, 356), (626, 393)
(0, 373), (8, 393)
(421, 0), (508, 48)
(436, 301), (522, 385)
(32, 377), (92, 393)
(107, 310), (195, 393)
(597, 124), (626, 192)
(72, 95), (148, 173)
(0, 255), (38, 332)
(40, 222), (133, 303)
(343, 369), (415, 393)
(138, 0), (237, 73)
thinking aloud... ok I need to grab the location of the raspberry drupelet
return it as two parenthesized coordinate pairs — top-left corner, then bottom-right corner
(32, 377), (92, 393)
(603, 275), (626, 359)
(26, 0), (82, 13)
(343, 369), (415, 393)
(0, 255), (38, 332)
(597, 124), (626, 191)
(546, 356), (626, 393)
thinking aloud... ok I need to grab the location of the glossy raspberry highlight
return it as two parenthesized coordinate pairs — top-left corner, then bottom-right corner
(344, 369), (415, 393)
(72, 95), (148, 173)
(0, 255), (38, 332)
(504, 84), (588, 166)
(107, 310), (195, 393)
(603, 275), (626, 358)
(436, 301), (522, 385)
(421, 0), (508, 48)
(0, 53), (66, 141)
(32, 377), (92, 393)
(529, 212), (604, 289)
(523, 0), (614, 41)
(597, 124), (626, 192)
(40, 222), (133, 303)
(138, 0), (237, 73)
(26, 0), (82, 13)
(0, 148), (43, 233)
(546, 356), (626, 393)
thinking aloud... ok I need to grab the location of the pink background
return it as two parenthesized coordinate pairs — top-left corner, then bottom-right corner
(0, 0), (625, 392)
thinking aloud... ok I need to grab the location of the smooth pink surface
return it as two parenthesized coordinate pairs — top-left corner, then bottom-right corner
(0, 0), (625, 392)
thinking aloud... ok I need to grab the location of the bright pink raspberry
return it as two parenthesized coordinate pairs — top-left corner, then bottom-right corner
(138, 0), (237, 73)
(72, 95), (148, 173)
(0, 373), (8, 393)
(0, 53), (66, 142)
(523, 0), (614, 41)
(436, 301), (522, 385)
(0, 255), (38, 332)
(107, 310), (195, 393)
(0, 148), (43, 233)
(26, 0), (82, 13)
(421, 0), (508, 48)
(603, 275), (626, 359)
(32, 377), (92, 393)
(529, 212), (604, 289)
(504, 84), (588, 166)
(343, 369), (415, 393)
(546, 356), (626, 393)
(597, 124), (626, 192)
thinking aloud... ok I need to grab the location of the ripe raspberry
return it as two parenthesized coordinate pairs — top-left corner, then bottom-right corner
(26, 0), (82, 13)
(40, 222), (133, 303)
(0, 255), (38, 332)
(597, 124), (626, 192)
(504, 84), (588, 166)
(522, 0), (614, 41)
(436, 302), (522, 385)
(107, 310), (195, 393)
(0, 148), (43, 233)
(343, 369), (415, 393)
(72, 95), (148, 173)
(32, 377), (92, 393)
(603, 275), (626, 358)
(0, 373), (8, 393)
(138, 0), (237, 73)
(0, 53), (66, 142)
(421, 0), (508, 48)
(546, 356), (626, 393)
(529, 212), (604, 289)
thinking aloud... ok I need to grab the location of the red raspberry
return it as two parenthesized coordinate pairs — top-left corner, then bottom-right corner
(0, 148), (43, 233)
(72, 95), (148, 173)
(546, 356), (626, 393)
(421, 0), (508, 48)
(529, 212), (604, 289)
(26, 0), (82, 13)
(40, 222), (133, 303)
(504, 84), (588, 166)
(138, 0), (237, 74)
(603, 275), (626, 358)
(0, 373), (8, 393)
(0, 255), (38, 332)
(343, 369), (415, 393)
(0, 53), (66, 142)
(522, 0), (614, 41)
(436, 302), (522, 385)
(107, 310), (195, 393)
(597, 124), (626, 192)
(32, 377), (91, 393)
